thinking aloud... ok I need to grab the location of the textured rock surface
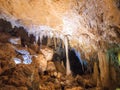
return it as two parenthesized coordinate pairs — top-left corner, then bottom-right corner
(40, 46), (54, 61)
(0, 20), (120, 90)
(0, 0), (119, 56)
(0, 31), (40, 90)
(0, 1), (120, 89)
(34, 53), (48, 72)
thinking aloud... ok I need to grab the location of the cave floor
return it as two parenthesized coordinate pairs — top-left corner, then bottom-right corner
(0, 31), (118, 90)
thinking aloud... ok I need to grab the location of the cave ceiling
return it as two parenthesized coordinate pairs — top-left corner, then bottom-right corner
(0, 0), (120, 55)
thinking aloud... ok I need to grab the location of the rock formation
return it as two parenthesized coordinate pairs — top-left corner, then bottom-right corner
(0, 0), (120, 89)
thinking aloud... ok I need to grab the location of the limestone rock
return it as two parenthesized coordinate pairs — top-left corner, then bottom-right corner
(35, 54), (47, 72)
(0, 43), (16, 60)
(98, 50), (110, 87)
(46, 61), (56, 72)
(9, 37), (21, 45)
(0, 0), (120, 55)
(66, 87), (84, 90)
(17, 87), (28, 90)
(0, 85), (17, 90)
(40, 47), (53, 61)
(0, 64), (40, 90)
(54, 60), (66, 75)
(0, 66), (2, 75)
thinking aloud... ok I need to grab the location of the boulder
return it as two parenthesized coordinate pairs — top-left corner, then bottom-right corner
(35, 54), (47, 72)
(40, 46), (53, 61)
(46, 61), (56, 72)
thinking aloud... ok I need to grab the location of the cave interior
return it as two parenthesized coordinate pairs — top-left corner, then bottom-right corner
(0, 0), (120, 90)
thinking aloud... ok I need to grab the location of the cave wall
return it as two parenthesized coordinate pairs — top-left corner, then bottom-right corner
(0, 0), (120, 56)
(0, 1), (120, 88)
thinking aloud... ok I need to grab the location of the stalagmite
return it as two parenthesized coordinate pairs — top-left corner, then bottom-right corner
(98, 50), (110, 87)
(92, 62), (99, 85)
(64, 36), (71, 75)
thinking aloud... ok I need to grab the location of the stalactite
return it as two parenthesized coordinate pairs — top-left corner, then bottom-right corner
(40, 33), (43, 43)
(62, 40), (65, 49)
(57, 38), (60, 46)
(64, 36), (71, 75)
(35, 35), (39, 44)
(47, 37), (51, 46)
(54, 37), (57, 50)
(58, 39), (62, 53)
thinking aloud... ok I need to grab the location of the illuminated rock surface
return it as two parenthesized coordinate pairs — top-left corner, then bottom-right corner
(0, 0), (120, 90)
(0, 0), (119, 54)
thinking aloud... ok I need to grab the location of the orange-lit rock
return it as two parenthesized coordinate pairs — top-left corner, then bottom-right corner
(35, 54), (47, 72)
(40, 47), (54, 61)
(0, 0), (120, 55)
